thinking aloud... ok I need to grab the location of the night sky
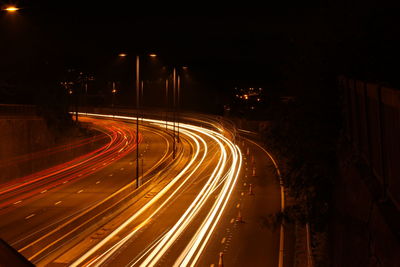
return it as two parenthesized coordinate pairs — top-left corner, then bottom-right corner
(1, 1), (399, 109)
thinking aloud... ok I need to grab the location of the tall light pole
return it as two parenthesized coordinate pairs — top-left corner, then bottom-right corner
(177, 74), (180, 143)
(172, 68), (176, 159)
(119, 52), (156, 188)
(165, 79), (168, 131)
(135, 55), (140, 188)
(111, 82), (117, 117)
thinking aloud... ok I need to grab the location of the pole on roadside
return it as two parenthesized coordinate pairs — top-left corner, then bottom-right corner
(172, 68), (176, 159)
(177, 74), (180, 143)
(136, 55), (140, 189)
(165, 79), (168, 131)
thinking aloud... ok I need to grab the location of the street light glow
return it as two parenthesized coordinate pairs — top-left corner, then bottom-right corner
(149, 53), (157, 57)
(118, 53), (127, 57)
(4, 6), (19, 12)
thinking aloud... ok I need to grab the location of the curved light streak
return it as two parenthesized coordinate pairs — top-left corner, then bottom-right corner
(69, 113), (242, 267)
(71, 128), (207, 267)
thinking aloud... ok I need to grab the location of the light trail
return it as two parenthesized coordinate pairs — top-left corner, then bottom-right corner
(69, 113), (242, 267)
(16, 124), (172, 263)
(0, 117), (141, 211)
(71, 127), (206, 267)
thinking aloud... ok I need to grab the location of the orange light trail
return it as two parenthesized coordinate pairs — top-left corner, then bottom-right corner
(0, 117), (141, 212)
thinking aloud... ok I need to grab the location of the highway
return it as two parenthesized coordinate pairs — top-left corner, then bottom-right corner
(0, 113), (281, 266)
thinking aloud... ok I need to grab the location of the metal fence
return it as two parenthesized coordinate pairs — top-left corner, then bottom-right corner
(339, 76), (400, 209)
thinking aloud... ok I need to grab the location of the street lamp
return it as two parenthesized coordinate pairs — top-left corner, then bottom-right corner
(111, 82), (117, 117)
(118, 53), (156, 189)
(3, 6), (19, 13)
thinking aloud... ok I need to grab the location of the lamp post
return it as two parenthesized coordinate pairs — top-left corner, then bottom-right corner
(111, 82), (117, 117)
(119, 53), (156, 188)
(172, 67), (177, 159)
(177, 74), (180, 143)
(135, 55), (140, 188)
(3, 6), (19, 13)
(165, 79), (168, 131)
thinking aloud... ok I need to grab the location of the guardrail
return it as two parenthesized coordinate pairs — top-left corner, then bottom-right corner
(0, 104), (37, 116)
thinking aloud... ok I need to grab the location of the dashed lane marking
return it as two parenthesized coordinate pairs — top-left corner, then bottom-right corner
(55, 201), (62, 205)
(25, 214), (35, 220)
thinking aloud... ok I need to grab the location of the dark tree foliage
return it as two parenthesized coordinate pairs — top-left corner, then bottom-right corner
(263, 86), (340, 232)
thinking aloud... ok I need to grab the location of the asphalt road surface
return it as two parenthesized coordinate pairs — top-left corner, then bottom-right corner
(0, 113), (281, 267)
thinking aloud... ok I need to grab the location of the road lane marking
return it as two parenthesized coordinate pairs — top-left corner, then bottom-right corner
(63, 180), (69, 184)
(236, 203), (240, 208)
(221, 237), (226, 244)
(55, 201), (62, 205)
(120, 168), (124, 171)
(13, 200), (22, 205)
(77, 190), (83, 194)
(109, 173), (113, 176)
(210, 264), (215, 267)
(25, 214), (35, 220)
(40, 190), (47, 194)
(243, 183), (247, 186)
(96, 181), (101, 184)
(230, 218), (235, 224)
(241, 192), (244, 196)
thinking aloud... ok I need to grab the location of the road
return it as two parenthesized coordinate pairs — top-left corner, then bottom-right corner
(0, 116), (173, 263)
(0, 113), (282, 266)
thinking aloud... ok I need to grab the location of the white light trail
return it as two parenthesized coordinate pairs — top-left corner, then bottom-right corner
(70, 113), (242, 267)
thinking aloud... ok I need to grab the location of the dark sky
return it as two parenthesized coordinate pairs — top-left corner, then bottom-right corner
(1, 1), (399, 107)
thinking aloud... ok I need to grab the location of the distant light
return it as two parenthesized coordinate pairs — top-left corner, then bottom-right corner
(68, 90), (73, 95)
(250, 106), (255, 110)
(182, 66), (189, 70)
(244, 95), (248, 100)
(112, 89), (117, 94)
(257, 98), (261, 102)
(4, 6), (19, 12)
(118, 53), (127, 57)
(149, 53), (157, 57)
